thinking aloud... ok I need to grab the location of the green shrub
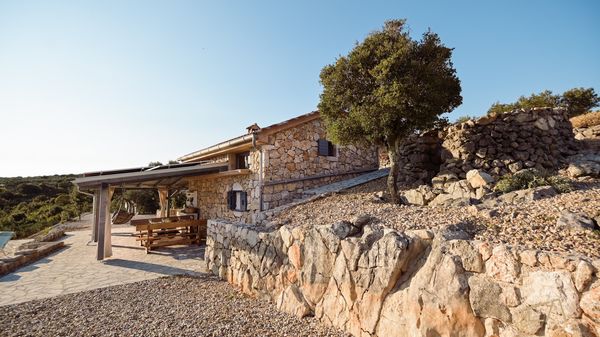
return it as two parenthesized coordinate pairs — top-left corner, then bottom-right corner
(455, 115), (475, 123)
(494, 169), (573, 194)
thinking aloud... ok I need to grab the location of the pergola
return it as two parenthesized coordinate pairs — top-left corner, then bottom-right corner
(73, 162), (227, 260)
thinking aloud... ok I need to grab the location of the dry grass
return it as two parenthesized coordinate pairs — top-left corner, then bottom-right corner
(571, 110), (600, 128)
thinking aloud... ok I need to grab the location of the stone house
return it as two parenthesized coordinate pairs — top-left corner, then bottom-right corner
(179, 111), (379, 223)
(74, 111), (378, 260)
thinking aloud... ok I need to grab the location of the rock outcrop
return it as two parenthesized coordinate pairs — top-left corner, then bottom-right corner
(206, 220), (600, 337)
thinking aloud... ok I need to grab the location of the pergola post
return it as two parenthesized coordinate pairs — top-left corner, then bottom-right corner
(158, 187), (168, 218)
(96, 184), (115, 260)
(96, 184), (108, 260)
(92, 189), (100, 242)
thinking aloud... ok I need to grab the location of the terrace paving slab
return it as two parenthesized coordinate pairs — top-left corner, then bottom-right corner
(0, 224), (206, 306)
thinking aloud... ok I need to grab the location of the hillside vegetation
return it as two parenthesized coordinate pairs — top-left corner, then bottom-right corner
(570, 110), (600, 128)
(0, 175), (91, 239)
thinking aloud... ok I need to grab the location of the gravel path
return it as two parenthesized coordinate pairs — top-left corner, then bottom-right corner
(0, 275), (347, 337)
(275, 177), (600, 258)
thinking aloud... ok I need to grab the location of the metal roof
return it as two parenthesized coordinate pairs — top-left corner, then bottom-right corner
(73, 162), (228, 190)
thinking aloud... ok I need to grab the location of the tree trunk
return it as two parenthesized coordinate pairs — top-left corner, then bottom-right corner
(387, 138), (401, 204)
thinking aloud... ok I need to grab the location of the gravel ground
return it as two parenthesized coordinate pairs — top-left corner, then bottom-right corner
(0, 275), (347, 337)
(276, 178), (600, 258)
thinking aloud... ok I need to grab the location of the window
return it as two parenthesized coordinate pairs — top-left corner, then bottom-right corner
(227, 190), (247, 212)
(317, 139), (336, 156)
(236, 152), (250, 169)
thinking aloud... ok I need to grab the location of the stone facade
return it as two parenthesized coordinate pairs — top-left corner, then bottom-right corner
(206, 219), (600, 337)
(186, 117), (379, 223)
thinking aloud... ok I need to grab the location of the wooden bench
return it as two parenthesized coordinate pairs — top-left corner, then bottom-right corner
(131, 216), (207, 253)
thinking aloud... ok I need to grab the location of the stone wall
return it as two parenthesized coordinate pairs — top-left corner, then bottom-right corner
(378, 131), (443, 186)
(440, 108), (579, 179)
(187, 151), (262, 223)
(206, 220), (600, 337)
(260, 118), (378, 208)
(0, 241), (64, 277)
(380, 108), (579, 185)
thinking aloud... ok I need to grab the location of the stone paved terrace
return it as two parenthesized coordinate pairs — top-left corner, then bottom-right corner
(0, 223), (206, 306)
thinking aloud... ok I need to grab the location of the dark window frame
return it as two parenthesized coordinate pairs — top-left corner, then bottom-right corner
(317, 139), (336, 157)
(227, 190), (248, 212)
(235, 152), (250, 169)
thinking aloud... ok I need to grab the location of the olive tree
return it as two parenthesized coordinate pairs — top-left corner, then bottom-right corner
(318, 20), (462, 203)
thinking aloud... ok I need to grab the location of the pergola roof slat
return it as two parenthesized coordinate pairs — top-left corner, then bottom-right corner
(73, 162), (228, 190)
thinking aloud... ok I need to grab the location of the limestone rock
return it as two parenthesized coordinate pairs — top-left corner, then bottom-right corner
(499, 186), (557, 204)
(574, 260), (596, 292)
(519, 250), (538, 267)
(511, 305), (545, 335)
(432, 171), (459, 189)
(466, 169), (495, 189)
(468, 274), (512, 322)
(557, 210), (599, 233)
(567, 153), (600, 178)
(401, 185), (436, 206)
(521, 271), (581, 320)
(487, 245), (521, 284)
(446, 180), (476, 199)
(277, 284), (312, 318)
(580, 286), (600, 324)
(450, 240), (484, 273)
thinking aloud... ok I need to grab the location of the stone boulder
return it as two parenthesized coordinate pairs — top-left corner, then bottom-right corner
(556, 210), (599, 233)
(498, 186), (557, 204)
(466, 169), (495, 189)
(432, 171), (459, 189)
(401, 185), (436, 206)
(580, 286), (600, 329)
(567, 153), (600, 178)
(428, 194), (472, 207)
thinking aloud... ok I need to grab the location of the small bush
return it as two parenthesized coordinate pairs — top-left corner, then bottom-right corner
(455, 115), (475, 123)
(570, 110), (600, 128)
(494, 169), (573, 194)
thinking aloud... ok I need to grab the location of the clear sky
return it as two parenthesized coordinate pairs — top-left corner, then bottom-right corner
(0, 1), (599, 177)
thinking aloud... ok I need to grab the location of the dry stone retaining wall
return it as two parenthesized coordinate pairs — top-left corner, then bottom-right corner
(206, 220), (600, 337)
(384, 108), (581, 185)
(440, 107), (579, 179)
(0, 241), (64, 277)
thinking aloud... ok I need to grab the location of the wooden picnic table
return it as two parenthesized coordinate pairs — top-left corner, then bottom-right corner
(131, 216), (207, 253)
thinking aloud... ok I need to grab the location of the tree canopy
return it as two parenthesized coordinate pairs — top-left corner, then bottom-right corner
(488, 87), (599, 117)
(318, 19), (462, 202)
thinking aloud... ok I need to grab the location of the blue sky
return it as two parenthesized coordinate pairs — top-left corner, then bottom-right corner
(0, 1), (599, 177)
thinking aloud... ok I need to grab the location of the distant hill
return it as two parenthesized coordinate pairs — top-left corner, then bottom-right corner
(0, 174), (91, 238)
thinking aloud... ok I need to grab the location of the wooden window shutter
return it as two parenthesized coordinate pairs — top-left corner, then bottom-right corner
(328, 141), (335, 156)
(240, 192), (247, 211)
(227, 191), (236, 210)
(317, 139), (329, 156)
